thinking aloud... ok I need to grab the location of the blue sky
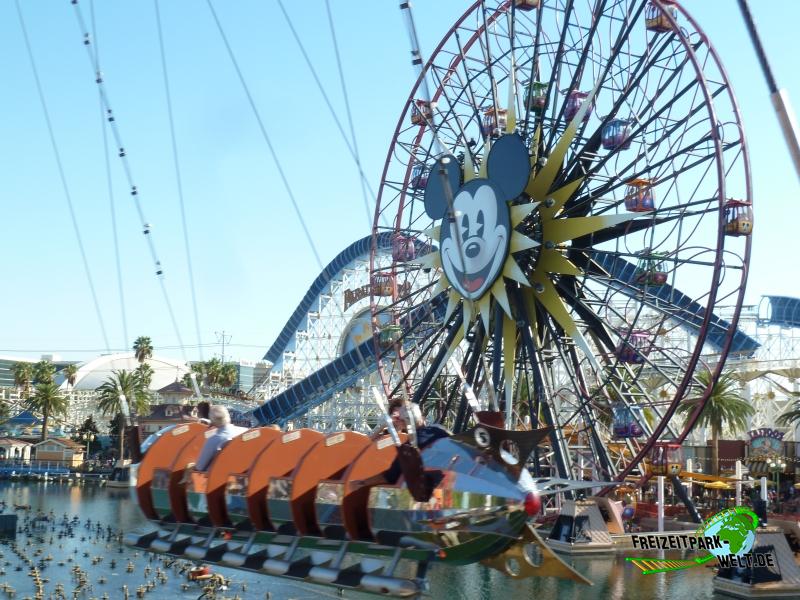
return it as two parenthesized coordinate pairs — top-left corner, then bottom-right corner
(1, 1), (798, 364)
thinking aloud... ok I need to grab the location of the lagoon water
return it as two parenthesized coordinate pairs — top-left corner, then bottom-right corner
(0, 481), (718, 599)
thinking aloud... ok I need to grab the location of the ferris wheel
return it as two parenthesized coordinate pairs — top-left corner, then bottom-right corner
(369, 0), (752, 483)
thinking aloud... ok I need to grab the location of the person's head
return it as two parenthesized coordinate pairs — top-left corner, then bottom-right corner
(196, 401), (210, 420)
(209, 405), (231, 427)
(387, 398), (424, 430)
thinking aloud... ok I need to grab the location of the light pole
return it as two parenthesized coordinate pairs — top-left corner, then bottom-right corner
(768, 458), (787, 513)
(82, 433), (95, 469)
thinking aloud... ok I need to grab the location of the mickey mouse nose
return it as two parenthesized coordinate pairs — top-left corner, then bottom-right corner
(465, 241), (480, 258)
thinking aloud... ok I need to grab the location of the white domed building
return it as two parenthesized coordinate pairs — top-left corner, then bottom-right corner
(55, 353), (190, 428)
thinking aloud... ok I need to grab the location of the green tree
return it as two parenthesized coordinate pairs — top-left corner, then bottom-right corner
(133, 336), (153, 364)
(219, 363), (238, 390)
(203, 358), (223, 388)
(12, 362), (33, 400)
(26, 382), (68, 441)
(33, 360), (55, 385)
(677, 370), (754, 475)
(96, 370), (151, 460)
(62, 363), (79, 390)
(776, 388), (800, 428)
(135, 363), (155, 388)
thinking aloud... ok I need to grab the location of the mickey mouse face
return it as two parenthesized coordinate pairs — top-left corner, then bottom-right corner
(422, 134), (531, 301)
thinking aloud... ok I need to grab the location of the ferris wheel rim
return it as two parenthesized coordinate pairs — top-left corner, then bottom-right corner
(369, 0), (752, 482)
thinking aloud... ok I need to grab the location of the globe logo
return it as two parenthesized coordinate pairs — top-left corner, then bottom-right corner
(701, 508), (758, 559)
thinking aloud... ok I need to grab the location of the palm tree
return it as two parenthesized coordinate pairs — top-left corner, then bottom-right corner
(219, 363), (238, 390)
(677, 370), (754, 475)
(96, 370), (151, 460)
(776, 387), (800, 428)
(12, 362), (33, 400)
(204, 358), (223, 388)
(135, 363), (155, 388)
(62, 364), (79, 390)
(27, 382), (68, 441)
(33, 360), (55, 385)
(133, 336), (153, 364)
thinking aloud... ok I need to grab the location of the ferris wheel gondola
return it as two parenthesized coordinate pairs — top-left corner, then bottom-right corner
(370, 0), (752, 484)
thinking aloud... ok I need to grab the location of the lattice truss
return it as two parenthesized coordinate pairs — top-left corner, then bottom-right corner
(257, 251), (398, 433)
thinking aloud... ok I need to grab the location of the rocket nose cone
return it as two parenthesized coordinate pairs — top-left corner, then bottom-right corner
(524, 491), (542, 516)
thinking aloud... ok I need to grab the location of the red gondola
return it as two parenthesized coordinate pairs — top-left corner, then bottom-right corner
(615, 330), (651, 364)
(514, 0), (540, 11)
(723, 199), (753, 236)
(410, 162), (428, 189)
(410, 99), (433, 126)
(564, 90), (593, 122)
(481, 107), (507, 139)
(647, 441), (683, 476)
(392, 235), (416, 263)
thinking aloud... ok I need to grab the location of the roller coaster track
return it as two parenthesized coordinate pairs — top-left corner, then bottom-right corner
(251, 241), (759, 425)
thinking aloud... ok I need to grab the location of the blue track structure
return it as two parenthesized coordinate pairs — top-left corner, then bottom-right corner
(758, 296), (800, 329)
(251, 238), (758, 424)
(253, 293), (447, 425)
(593, 253), (759, 357)
(263, 233), (394, 367)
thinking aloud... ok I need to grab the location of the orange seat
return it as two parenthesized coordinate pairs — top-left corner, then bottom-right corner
(271, 431), (371, 536)
(205, 427), (282, 527)
(245, 429), (323, 531)
(136, 423), (209, 522)
(340, 434), (407, 540)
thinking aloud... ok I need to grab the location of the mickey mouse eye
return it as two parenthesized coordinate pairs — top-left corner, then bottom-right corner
(476, 210), (485, 237)
(461, 213), (469, 235)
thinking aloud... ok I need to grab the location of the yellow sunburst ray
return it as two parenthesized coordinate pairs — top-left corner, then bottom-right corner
(431, 276), (448, 298)
(463, 300), (474, 337)
(503, 256), (532, 286)
(491, 278), (512, 318)
(528, 79), (602, 200)
(544, 212), (645, 244)
(433, 327), (465, 382)
(536, 250), (582, 276)
(505, 51), (516, 134)
(479, 140), (490, 178)
(422, 225), (441, 240)
(530, 273), (600, 371)
(529, 124), (542, 170)
(417, 251), (442, 270)
(444, 289), (461, 324)
(510, 202), (539, 227)
(539, 177), (584, 221)
(502, 313), (516, 428)
(510, 230), (540, 253)
(478, 295), (492, 333)
(521, 288), (540, 348)
(463, 148), (476, 182)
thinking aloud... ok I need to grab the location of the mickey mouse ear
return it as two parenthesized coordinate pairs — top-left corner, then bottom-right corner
(423, 154), (461, 220)
(486, 134), (530, 199)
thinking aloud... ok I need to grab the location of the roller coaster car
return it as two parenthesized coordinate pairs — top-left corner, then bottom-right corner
(127, 419), (598, 594)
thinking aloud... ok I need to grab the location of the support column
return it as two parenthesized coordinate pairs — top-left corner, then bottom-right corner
(657, 475), (665, 532)
(735, 460), (742, 507)
(761, 476), (768, 501)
